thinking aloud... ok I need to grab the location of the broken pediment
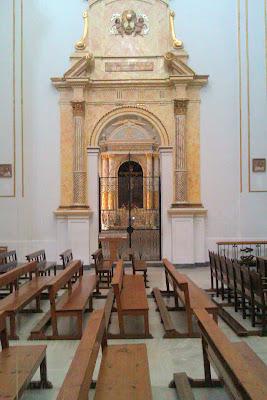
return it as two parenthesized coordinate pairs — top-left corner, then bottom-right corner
(164, 52), (196, 77)
(63, 54), (94, 79)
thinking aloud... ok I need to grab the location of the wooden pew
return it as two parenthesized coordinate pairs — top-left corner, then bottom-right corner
(154, 259), (218, 338)
(111, 260), (151, 339)
(59, 249), (73, 268)
(91, 248), (113, 291)
(0, 261), (52, 339)
(176, 308), (267, 400)
(26, 249), (57, 276)
(29, 260), (97, 340)
(0, 250), (25, 274)
(0, 311), (52, 399)
(57, 308), (152, 400)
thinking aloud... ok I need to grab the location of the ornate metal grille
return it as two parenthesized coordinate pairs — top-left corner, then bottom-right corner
(99, 159), (161, 261)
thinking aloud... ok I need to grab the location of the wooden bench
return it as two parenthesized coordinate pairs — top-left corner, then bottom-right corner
(59, 249), (73, 268)
(26, 249), (57, 276)
(29, 260), (97, 340)
(171, 308), (267, 399)
(0, 250), (25, 274)
(130, 252), (149, 287)
(154, 259), (218, 338)
(111, 260), (151, 339)
(0, 261), (52, 339)
(91, 248), (113, 291)
(57, 308), (152, 400)
(0, 311), (52, 399)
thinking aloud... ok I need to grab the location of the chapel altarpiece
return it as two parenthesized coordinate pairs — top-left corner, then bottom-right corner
(52, 0), (208, 264)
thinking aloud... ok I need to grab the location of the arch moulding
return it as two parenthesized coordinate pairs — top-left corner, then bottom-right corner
(89, 106), (170, 147)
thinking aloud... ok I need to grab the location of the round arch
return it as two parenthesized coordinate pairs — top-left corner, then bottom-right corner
(89, 106), (170, 147)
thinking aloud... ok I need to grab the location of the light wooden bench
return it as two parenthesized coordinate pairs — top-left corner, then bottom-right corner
(171, 308), (267, 399)
(154, 259), (218, 338)
(0, 261), (52, 339)
(57, 308), (152, 400)
(29, 260), (97, 340)
(26, 249), (57, 276)
(0, 311), (52, 399)
(111, 260), (152, 339)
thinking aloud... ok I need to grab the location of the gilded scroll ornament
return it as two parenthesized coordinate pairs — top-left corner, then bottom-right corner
(110, 10), (149, 37)
(169, 11), (183, 49)
(75, 11), (88, 50)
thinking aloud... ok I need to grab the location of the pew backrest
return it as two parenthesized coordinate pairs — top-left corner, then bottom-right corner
(48, 260), (82, 300)
(162, 258), (190, 302)
(59, 249), (73, 269)
(195, 308), (267, 400)
(57, 308), (106, 400)
(111, 260), (124, 311)
(26, 249), (46, 263)
(0, 261), (38, 289)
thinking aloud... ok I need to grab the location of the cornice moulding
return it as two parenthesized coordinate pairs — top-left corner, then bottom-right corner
(168, 208), (208, 217)
(54, 208), (92, 218)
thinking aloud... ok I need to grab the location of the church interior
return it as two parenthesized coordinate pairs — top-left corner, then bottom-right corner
(0, 0), (267, 398)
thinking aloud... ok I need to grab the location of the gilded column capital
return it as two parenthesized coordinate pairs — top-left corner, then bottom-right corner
(174, 100), (188, 115)
(71, 101), (85, 117)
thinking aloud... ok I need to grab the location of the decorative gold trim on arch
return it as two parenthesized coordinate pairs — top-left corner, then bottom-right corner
(89, 106), (170, 147)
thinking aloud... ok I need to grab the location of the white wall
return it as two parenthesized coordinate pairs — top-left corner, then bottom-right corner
(0, 0), (266, 261)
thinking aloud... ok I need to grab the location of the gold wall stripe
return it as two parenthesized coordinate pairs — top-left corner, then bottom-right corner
(245, 0), (252, 192)
(0, 0), (16, 198)
(21, 0), (24, 197)
(247, 0), (267, 192)
(265, 0), (267, 91)
(238, 0), (242, 193)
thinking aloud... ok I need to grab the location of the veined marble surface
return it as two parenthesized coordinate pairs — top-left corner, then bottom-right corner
(10, 267), (267, 399)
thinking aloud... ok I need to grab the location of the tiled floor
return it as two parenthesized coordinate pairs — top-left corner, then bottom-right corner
(8, 266), (267, 399)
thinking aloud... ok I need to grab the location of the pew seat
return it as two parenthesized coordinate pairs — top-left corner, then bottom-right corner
(57, 308), (152, 400)
(0, 311), (52, 399)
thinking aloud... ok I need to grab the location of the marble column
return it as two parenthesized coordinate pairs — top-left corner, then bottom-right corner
(71, 101), (87, 207)
(146, 153), (153, 210)
(153, 154), (160, 209)
(174, 100), (188, 204)
(108, 155), (115, 210)
(101, 155), (109, 210)
(159, 147), (173, 259)
(87, 147), (100, 258)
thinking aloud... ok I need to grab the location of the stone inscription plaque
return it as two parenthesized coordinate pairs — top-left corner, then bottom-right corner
(105, 62), (154, 72)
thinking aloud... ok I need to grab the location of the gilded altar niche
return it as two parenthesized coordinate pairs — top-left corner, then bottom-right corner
(51, 0), (208, 263)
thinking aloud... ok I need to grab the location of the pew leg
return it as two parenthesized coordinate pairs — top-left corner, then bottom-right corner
(187, 310), (193, 337)
(36, 295), (41, 312)
(202, 337), (212, 385)
(51, 316), (58, 338)
(211, 274), (214, 290)
(144, 311), (150, 337)
(9, 314), (19, 340)
(165, 270), (170, 295)
(88, 295), (93, 312)
(40, 356), (52, 388)
(28, 356), (53, 389)
(77, 313), (83, 338)
(118, 313), (125, 336)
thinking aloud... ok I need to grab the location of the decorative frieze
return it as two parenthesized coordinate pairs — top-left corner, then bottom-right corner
(105, 62), (154, 72)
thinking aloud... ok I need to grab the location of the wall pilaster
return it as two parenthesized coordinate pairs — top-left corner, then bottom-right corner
(71, 101), (87, 207)
(174, 100), (188, 204)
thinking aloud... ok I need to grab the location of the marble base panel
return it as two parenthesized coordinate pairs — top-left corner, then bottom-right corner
(168, 208), (207, 265)
(55, 212), (91, 264)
